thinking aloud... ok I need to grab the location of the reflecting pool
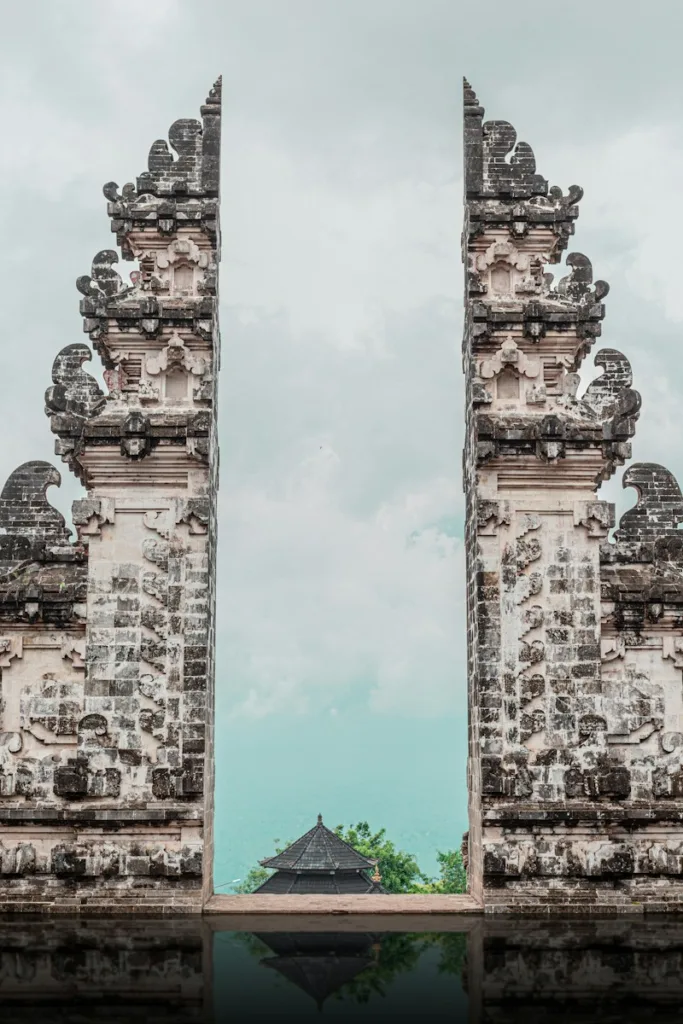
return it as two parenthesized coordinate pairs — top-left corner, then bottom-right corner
(2, 915), (683, 1020)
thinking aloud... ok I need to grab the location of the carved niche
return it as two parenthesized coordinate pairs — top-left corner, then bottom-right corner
(147, 238), (210, 298)
(144, 332), (208, 403)
(479, 337), (541, 402)
(474, 240), (546, 300)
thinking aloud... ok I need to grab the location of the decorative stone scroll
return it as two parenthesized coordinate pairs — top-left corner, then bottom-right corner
(0, 462), (72, 569)
(615, 464), (683, 541)
(45, 344), (105, 421)
(555, 253), (609, 307)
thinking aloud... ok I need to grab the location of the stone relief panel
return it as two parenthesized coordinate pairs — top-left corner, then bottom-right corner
(78, 500), (209, 806)
(0, 634), (85, 801)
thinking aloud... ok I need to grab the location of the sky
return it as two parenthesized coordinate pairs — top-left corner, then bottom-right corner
(0, 0), (682, 885)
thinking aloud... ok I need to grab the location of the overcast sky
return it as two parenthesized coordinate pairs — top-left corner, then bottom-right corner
(1, 1), (681, 881)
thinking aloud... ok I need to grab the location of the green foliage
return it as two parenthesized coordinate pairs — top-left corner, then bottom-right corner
(331, 932), (423, 1004)
(416, 849), (467, 894)
(333, 821), (427, 894)
(229, 866), (271, 894)
(421, 931), (468, 976)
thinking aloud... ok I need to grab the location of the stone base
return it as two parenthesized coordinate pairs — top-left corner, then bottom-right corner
(205, 893), (483, 914)
(484, 879), (683, 914)
(0, 882), (202, 915)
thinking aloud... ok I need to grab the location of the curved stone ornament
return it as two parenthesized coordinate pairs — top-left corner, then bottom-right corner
(582, 348), (641, 439)
(556, 253), (610, 306)
(615, 463), (683, 541)
(45, 344), (105, 421)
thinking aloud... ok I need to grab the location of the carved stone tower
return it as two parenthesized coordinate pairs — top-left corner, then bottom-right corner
(0, 80), (220, 911)
(464, 80), (683, 911)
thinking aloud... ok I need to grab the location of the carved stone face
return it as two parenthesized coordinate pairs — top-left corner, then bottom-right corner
(121, 437), (148, 459)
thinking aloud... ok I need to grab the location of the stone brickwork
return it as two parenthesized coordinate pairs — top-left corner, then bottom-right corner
(0, 80), (221, 912)
(464, 79), (683, 911)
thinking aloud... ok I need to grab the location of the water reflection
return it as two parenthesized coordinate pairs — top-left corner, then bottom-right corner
(0, 918), (203, 1023)
(477, 918), (683, 1023)
(2, 915), (683, 1019)
(217, 930), (467, 1014)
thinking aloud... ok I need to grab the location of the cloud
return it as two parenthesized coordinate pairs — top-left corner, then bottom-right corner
(218, 451), (464, 720)
(222, 131), (460, 350)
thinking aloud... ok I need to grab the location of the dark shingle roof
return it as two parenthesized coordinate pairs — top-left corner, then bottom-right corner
(260, 815), (376, 872)
(255, 870), (379, 894)
(261, 954), (374, 1006)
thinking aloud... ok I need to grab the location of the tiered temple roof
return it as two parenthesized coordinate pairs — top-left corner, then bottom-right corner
(255, 815), (387, 895)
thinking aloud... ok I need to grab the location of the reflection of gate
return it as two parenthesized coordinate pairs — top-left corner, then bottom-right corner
(0, 917), (204, 1021)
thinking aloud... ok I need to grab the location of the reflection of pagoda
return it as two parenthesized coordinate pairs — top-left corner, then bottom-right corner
(254, 814), (388, 894)
(256, 932), (379, 1010)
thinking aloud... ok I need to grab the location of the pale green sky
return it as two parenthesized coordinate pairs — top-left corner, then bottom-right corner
(0, 0), (681, 882)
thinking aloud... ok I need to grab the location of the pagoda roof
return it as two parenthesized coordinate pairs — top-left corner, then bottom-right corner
(254, 933), (379, 958)
(260, 815), (376, 873)
(255, 870), (381, 895)
(261, 954), (374, 1007)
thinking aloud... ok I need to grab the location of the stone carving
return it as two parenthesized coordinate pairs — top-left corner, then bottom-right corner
(76, 249), (127, 301)
(555, 253), (610, 306)
(615, 463), (683, 541)
(120, 411), (152, 459)
(103, 364), (127, 398)
(148, 238), (211, 298)
(177, 498), (210, 535)
(193, 371), (213, 403)
(516, 571), (543, 606)
(21, 675), (82, 744)
(481, 120), (546, 198)
(45, 343), (106, 420)
(661, 732), (683, 754)
(146, 332), (207, 378)
(474, 240), (545, 299)
(662, 636), (683, 671)
(71, 496), (116, 537)
(520, 606), (544, 636)
(142, 120), (204, 194)
(479, 337), (541, 381)
(574, 500), (614, 538)
(138, 378), (161, 402)
(0, 462), (72, 569)
(62, 639), (86, 668)
(477, 499), (511, 535)
(601, 637), (626, 662)
(0, 636), (22, 667)
(582, 348), (642, 438)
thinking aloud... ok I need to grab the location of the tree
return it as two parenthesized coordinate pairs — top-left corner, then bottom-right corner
(333, 821), (427, 894)
(229, 866), (271, 894)
(416, 849), (467, 894)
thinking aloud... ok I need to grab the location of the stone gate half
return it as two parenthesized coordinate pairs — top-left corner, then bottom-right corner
(464, 79), (683, 911)
(0, 80), (221, 912)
